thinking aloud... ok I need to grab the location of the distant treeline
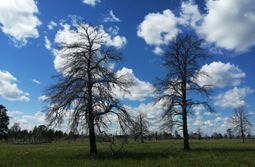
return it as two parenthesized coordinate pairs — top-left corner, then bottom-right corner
(1, 123), (254, 144)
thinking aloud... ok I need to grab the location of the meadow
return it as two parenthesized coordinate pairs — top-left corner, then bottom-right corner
(0, 139), (254, 167)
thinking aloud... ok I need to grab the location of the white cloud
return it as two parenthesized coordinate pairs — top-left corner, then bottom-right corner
(38, 95), (48, 102)
(197, 0), (255, 52)
(104, 10), (121, 22)
(54, 24), (77, 47)
(0, 70), (29, 101)
(47, 21), (57, 30)
(188, 107), (232, 135)
(105, 35), (127, 49)
(214, 87), (253, 109)
(204, 111), (221, 117)
(32, 79), (40, 85)
(192, 105), (205, 126)
(180, 0), (202, 28)
(54, 23), (127, 73)
(137, 9), (179, 46)
(0, 0), (41, 46)
(55, 23), (127, 49)
(82, 0), (100, 7)
(126, 100), (165, 131)
(153, 46), (164, 55)
(197, 61), (246, 88)
(107, 26), (120, 36)
(7, 111), (46, 130)
(44, 36), (52, 50)
(138, 0), (255, 53)
(114, 67), (156, 101)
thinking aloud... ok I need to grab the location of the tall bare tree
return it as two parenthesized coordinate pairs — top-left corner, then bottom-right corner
(156, 34), (212, 150)
(231, 106), (252, 143)
(45, 23), (133, 156)
(226, 128), (233, 139)
(132, 112), (149, 143)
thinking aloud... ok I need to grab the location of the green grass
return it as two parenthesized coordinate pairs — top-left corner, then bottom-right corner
(0, 139), (255, 167)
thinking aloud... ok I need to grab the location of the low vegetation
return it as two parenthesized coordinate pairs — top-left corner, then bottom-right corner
(0, 139), (254, 167)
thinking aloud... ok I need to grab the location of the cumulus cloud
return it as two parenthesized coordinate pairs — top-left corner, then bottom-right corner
(192, 105), (205, 126)
(197, 61), (246, 88)
(7, 111), (46, 130)
(55, 23), (127, 49)
(0, 0), (41, 46)
(180, 0), (202, 28)
(126, 100), (166, 131)
(0, 70), (29, 101)
(104, 10), (121, 22)
(214, 87), (253, 109)
(54, 23), (127, 73)
(82, 0), (100, 7)
(188, 106), (232, 135)
(137, 9), (179, 46)
(105, 35), (127, 49)
(113, 67), (156, 101)
(138, 0), (255, 53)
(197, 0), (255, 52)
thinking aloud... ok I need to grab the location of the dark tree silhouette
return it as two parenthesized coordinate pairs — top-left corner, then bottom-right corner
(231, 106), (252, 143)
(156, 34), (212, 150)
(9, 122), (21, 141)
(0, 105), (9, 139)
(45, 23), (133, 156)
(196, 128), (202, 140)
(132, 112), (149, 143)
(226, 128), (233, 139)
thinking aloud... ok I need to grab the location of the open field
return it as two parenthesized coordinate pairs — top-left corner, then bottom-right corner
(0, 139), (255, 167)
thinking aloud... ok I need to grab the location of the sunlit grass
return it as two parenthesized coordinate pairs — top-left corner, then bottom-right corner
(0, 139), (254, 166)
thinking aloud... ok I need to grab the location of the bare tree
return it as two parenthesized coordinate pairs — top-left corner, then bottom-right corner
(231, 106), (252, 143)
(132, 112), (149, 143)
(226, 128), (233, 139)
(45, 23), (133, 156)
(196, 128), (202, 140)
(156, 34), (212, 150)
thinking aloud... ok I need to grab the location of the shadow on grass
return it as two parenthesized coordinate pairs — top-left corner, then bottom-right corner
(191, 147), (255, 152)
(66, 150), (172, 160)
(65, 147), (255, 160)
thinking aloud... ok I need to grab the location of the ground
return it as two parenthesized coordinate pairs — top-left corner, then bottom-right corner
(0, 139), (254, 167)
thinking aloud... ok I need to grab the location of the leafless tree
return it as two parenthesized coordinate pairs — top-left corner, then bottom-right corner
(156, 34), (213, 150)
(231, 106), (252, 143)
(132, 112), (149, 143)
(226, 128), (233, 139)
(196, 128), (202, 140)
(45, 23), (133, 156)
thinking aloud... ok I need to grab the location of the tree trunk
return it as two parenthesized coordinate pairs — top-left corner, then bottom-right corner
(87, 56), (97, 156)
(182, 107), (190, 150)
(182, 77), (190, 150)
(241, 130), (245, 143)
(141, 133), (144, 143)
(240, 115), (245, 143)
(88, 74), (97, 156)
(89, 117), (97, 156)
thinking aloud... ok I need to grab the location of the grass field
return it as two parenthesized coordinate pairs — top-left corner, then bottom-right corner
(0, 139), (255, 167)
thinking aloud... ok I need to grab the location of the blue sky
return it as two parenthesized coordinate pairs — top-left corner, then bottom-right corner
(0, 0), (255, 135)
